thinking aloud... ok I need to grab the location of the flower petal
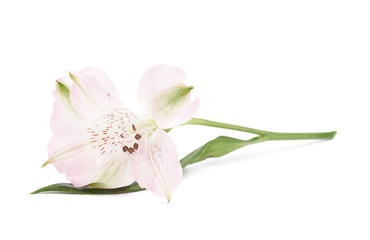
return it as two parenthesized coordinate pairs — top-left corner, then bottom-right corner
(48, 80), (94, 165)
(137, 64), (199, 129)
(50, 144), (103, 187)
(48, 137), (135, 188)
(88, 152), (135, 189)
(48, 82), (89, 161)
(131, 128), (182, 201)
(67, 68), (124, 118)
(48, 82), (136, 187)
(154, 95), (200, 129)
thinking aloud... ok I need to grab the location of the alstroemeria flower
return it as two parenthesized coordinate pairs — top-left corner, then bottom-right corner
(44, 65), (199, 201)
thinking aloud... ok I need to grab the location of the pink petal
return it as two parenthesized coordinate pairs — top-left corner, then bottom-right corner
(131, 129), (182, 201)
(49, 84), (89, 158)
(137, 64), (186, 108)
(80, 154), (135, 188)
(48, 69), (137, 188)
(137, 64), (199, 129)
(50, 143), (103, 187)
(173, 96), (200, 126)
(48, 82), (136, 188)
(48, 82), (91, 165)
(89, 152), (135, 189)
(48, 136), (135, 188)
(68, 68), (124, 118)
(50, 87), (84, 136)
(153, 96), (200, 129)
(47, 120), (137, 188)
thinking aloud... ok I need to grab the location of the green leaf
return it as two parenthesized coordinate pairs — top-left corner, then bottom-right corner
(31, 182), (144, 195)
(31, 135), (266, 195)
(180, 135), (266, 168)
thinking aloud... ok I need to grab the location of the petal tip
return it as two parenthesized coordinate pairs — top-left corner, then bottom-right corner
(166, 194), (171, 203)
(69, 71), (78, 83)
(41, 160), (51, 168)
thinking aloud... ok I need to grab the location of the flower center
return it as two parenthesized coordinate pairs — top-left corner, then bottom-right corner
(86, 108), (143, 156)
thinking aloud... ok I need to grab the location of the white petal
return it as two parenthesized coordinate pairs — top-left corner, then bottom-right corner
(131, 129), (182, 201)
(137, 64), (199, 128)
(68, 68), (124, 118)
(47, 108), (138, 188)
(89, 152), (135, 188)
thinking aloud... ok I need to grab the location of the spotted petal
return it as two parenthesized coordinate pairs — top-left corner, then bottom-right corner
(131, 128), (182, 201)
(48, 111), (138, 188)
(47, 78), (137, 187)
(137, 64), (199, 129)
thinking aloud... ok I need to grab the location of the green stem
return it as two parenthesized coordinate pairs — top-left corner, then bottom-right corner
(183, 118), (336, 140)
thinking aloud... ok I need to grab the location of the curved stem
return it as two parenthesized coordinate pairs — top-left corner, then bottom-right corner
(184, 118), (271, 136)
(183, 118), (336, 140)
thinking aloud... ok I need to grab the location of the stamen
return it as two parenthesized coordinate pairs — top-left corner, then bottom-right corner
(122, 146), (128, 152)
(134, 143), (138, 150)
(135, 134), (142, 140)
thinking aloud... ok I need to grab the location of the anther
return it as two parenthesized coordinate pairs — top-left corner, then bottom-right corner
(122, 146), (128, 152)
(135, 134), (141, 140)
(132, 124), (136, 131)
(134, 143), (138, 150)
(128, 148), (134, 154)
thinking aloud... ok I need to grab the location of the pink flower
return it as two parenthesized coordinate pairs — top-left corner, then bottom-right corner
(44, 65), (199, 201)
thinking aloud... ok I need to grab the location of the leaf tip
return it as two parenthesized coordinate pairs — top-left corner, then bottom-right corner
(326, 131), (337, 139)
(30, 189), (40, 194)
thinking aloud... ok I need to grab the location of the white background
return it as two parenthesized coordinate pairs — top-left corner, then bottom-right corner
(1, 0), (369, 239)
